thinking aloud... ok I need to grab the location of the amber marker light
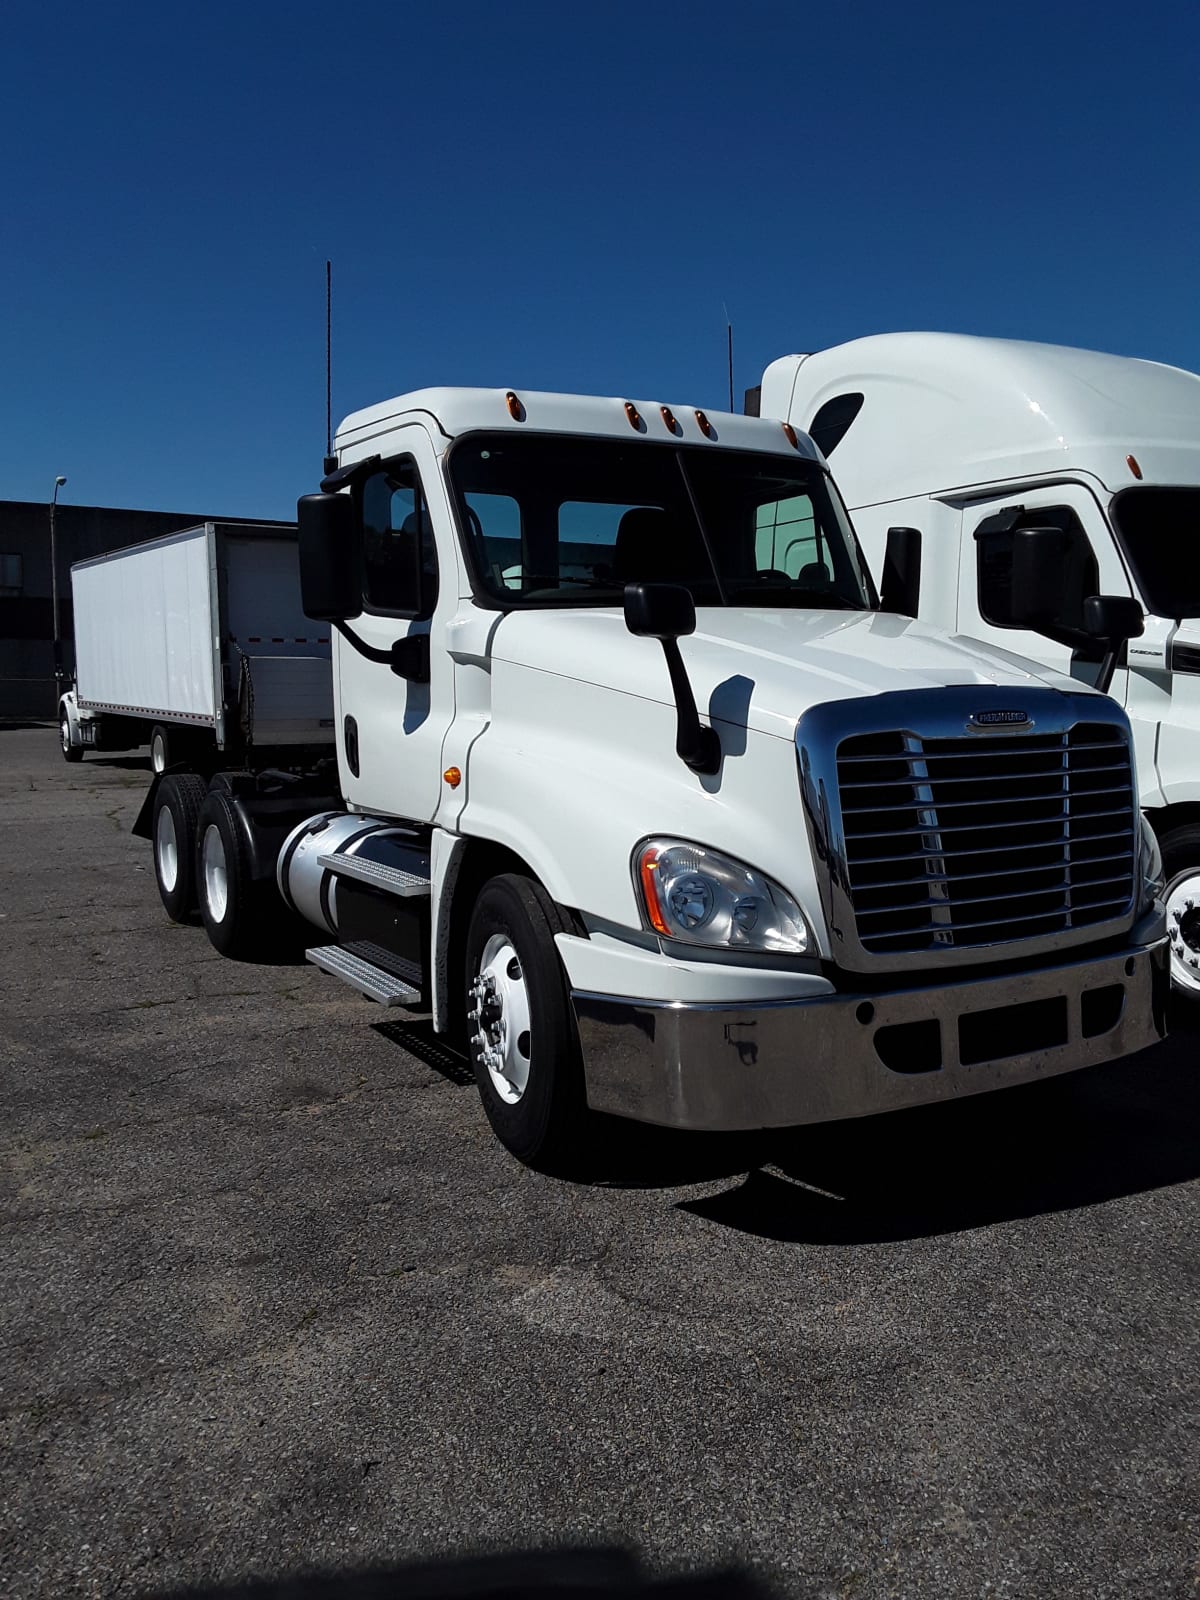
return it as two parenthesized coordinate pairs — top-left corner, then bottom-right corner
(624, 401), (643, 430)
(505, 391), (525, 421)
(660, 405), (679, 433)
(638, 847), (670, 936)
(695, 409), (715, 438)
(443, 766), (462, 789)
(782, 422), (799, 448)
(1126, 454), (1144, 480)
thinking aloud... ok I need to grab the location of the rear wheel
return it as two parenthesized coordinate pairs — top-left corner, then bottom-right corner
(194, 791), (272, 958)
(60, 715), (83, 763)
(152, 773), (209, 921)
(1161, 823), (1200, 1010)
(464, 873), (588, 1172)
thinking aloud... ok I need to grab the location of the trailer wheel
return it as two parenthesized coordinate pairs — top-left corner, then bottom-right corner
(152, 774), (209, 921)
(464, 873), (588, 1172)
(1162, 823), (1200, 1011)
(150, 725), (171, 774)
(60, 715), (83, 763)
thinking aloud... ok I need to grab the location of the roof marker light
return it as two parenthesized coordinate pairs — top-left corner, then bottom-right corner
(782, 422), (799, 448)
(505, 391), (525, 421)
(1126, 453), (1143, 480)
(624, 401), (643, 431)
(660, 405), (679, 434)
(695, 409), (715, 439)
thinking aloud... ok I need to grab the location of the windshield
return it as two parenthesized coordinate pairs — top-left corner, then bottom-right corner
(447, 433), (875, 610)
(1111, 487), (1200, 619)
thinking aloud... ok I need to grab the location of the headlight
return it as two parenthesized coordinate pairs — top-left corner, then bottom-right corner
(634, 838), (811, 954)
(1139, 815), (1165, 911)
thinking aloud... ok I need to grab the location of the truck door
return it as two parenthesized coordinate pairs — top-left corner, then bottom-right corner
(335, 427), (455, 822)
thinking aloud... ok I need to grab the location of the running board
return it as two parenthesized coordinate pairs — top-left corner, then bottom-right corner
(306, 944), (421, 1006)
(318, 853), (431, 897)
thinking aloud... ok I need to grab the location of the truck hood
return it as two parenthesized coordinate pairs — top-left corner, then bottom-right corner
(488, 607), (1089, 741)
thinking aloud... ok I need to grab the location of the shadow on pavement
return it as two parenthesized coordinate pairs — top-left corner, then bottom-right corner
(677, 1043), (1200, 1244)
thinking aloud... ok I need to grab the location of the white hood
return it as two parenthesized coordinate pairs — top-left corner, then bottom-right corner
(490, 606), (1091, 741)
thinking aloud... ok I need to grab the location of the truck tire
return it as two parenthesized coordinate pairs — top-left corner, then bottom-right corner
(150, 725), (171, 774)
(195, 790), (280, 960)
(152, 773), (209, 921)
(464, 873), (588, 1172)
(60, 715), (83, 763)
(1161, 822), (1200, 1010)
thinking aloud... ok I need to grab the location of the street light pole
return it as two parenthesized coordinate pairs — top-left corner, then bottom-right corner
(50, 475), (67, 686)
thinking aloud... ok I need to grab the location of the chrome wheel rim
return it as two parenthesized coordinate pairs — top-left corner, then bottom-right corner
(1165, 868), (1200, 996)
(155, 805), (179, 893)
(469, 934), (532, 1104)
(151, 732), (166, 774)
(60, 719), (71, 754)
(202, 824), (229, 923)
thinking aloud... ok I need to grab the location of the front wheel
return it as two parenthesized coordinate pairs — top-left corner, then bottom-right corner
(1161, 823), (1200, 1009)
(60, 715), (83, 763)
(464, 874), (588, 1172)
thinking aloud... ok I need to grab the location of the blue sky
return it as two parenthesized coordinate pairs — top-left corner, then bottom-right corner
(2, 0), (1197, 519)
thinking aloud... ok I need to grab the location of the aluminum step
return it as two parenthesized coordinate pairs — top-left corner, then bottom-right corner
(306, 944), (421, 1006)
(318, 853), (431, 897)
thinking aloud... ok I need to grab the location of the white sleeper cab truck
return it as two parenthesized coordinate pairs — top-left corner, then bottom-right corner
(133, 387), (1168, 1169)
(60, 521), (334, 774)
(754, 333), (1200, 1003)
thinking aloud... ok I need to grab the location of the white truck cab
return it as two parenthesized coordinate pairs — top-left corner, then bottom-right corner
(136, 385), (1168, 1169)
(757, 334), (1200, 1002)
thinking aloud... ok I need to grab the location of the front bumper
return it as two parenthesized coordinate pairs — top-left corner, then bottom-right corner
(572, 933), (1170, 1131)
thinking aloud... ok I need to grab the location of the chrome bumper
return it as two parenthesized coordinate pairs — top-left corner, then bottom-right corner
(572, 935), (1169, 1132)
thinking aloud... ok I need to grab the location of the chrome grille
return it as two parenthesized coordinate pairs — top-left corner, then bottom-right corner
(835, 725), (1137, 955)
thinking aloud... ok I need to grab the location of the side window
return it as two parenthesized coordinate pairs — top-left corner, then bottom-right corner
(360, 459), (437, 616)
(808, 393), (863, 457)
(0, 553), (21, 596)
(755, 493), (827, 581)
(975, 506), (1098, 633)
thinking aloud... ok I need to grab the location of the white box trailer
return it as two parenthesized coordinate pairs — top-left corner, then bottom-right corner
(59, 521), (334, 772)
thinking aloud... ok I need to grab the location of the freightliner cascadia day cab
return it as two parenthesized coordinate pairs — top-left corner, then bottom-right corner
(133, 387), (1169, 1170)
(753, 334), (1200, 1003)
(59, 521), (335, 774)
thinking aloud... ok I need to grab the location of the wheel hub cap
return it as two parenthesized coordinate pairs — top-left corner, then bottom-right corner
(155, 805), (179, 893)
(468, 935), (532, 1104)
(202, 824), (229, 923)
(1165, 871), (1200, 995)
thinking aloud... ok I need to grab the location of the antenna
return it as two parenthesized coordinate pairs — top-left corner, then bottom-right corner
(723, 303), (734, 411)
(324, 260), (334, 470)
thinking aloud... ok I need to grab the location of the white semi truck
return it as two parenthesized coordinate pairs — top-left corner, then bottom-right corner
(133, 386), (1168, 1169)
(754, 334), (1200, 1003)
(59, 521), (334, 772)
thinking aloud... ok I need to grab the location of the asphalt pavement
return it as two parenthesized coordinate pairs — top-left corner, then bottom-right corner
(1, 725), (1197, 1599)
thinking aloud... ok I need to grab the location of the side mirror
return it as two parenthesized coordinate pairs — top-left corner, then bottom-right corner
(622, 583), (719, 776)
(880, 527), (922, 617)
(1083, 594), (1144, 645)
(297, 492), (361, 622)
(1084, 594), (1144, 694)
(1009, 527), (1070, 628)
(623, 582), (696, 641)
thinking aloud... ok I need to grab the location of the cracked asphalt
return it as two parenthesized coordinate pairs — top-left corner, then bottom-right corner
(1, 725), (1198, 1599)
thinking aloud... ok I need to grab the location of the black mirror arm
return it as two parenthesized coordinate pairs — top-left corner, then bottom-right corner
(333, 623), (430, 683)
(1095, 644), (1121, 696)
(661, 639), (721, 774)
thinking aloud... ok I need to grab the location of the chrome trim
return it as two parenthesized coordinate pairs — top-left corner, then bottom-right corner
(796, 686), (1138, 973)
(574, 924), (1168, 1132)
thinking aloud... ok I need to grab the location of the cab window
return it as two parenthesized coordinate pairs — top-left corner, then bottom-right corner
(975, 505), (1098, 636)
(360, 459), (437, 617)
